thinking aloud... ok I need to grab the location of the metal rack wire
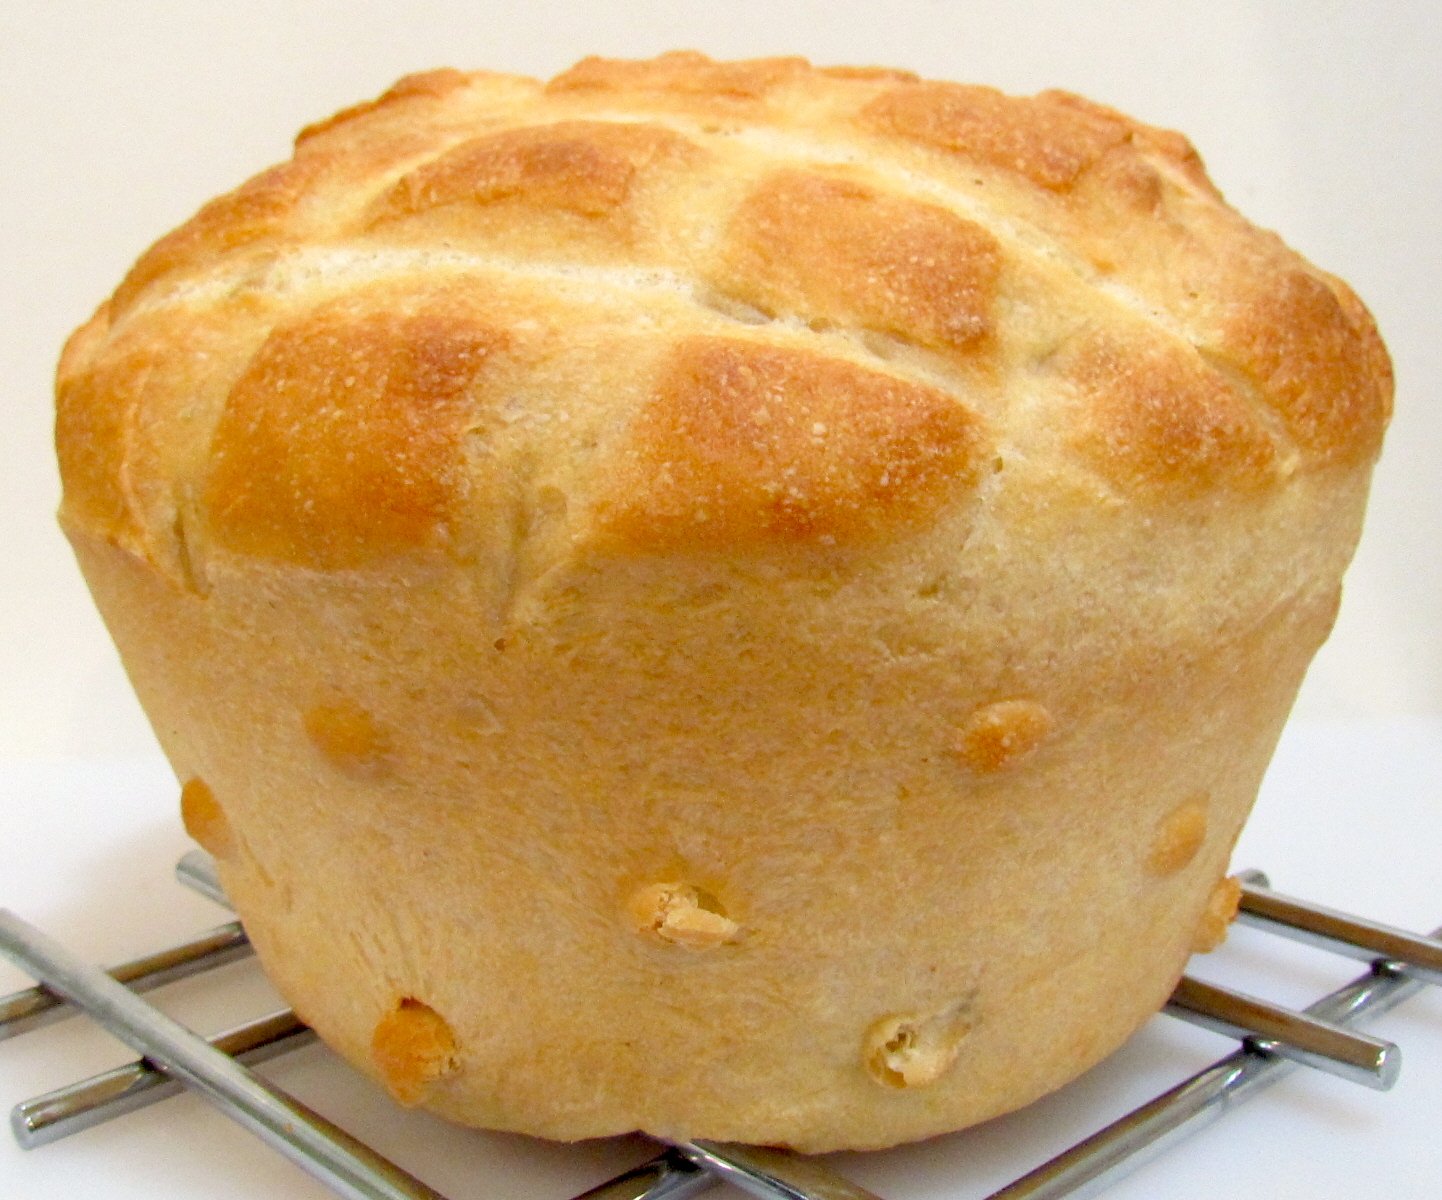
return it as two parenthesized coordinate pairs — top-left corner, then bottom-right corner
(2, 851), (1439, 1200)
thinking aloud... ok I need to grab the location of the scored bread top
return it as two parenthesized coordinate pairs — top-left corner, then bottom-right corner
(56, 51), (1392, 585)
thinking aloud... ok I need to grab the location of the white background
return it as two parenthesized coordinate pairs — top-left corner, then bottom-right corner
(1, 3), (1439, 1198)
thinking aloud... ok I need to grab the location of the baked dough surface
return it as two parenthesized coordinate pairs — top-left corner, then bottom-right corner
(57, 52), (1390, 1150)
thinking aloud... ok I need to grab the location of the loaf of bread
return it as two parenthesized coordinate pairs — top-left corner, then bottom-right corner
(56, 52), (1391, 1151)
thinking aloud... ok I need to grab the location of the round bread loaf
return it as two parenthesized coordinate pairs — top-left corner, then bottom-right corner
(56, 52), (1392, 1151)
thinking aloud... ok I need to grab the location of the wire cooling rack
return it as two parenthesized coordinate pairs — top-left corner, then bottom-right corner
(2, 849), (1439, 1200)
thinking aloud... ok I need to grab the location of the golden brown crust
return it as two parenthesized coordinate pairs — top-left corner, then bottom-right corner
(597, 336), (987, 551)
(859, 81), (1132, 191)
(201, 285), (509, 568)
(547, 50), (810, 100)
(1060, 332), (1279, 494)
(1040, 89), (1218, 196)
(296, 68), (474, 146)
(110, 134), (439, 320)
(1216, 267), (1392, 465)
(55, 330), (138, 544)
(372, 120), (699, 226)
(111, 162), (308, 316)
(817, 64), (921, 84)
(55, 52), (1392, 1154)
(717, 169), (1001, 358)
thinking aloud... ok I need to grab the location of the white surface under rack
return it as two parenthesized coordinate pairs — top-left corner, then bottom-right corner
(1, 716), (1440, 1199)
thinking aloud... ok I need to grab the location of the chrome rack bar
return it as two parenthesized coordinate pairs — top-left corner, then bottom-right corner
(12, 1007), (313, 1149)
(0, 920), (251, 1040)
(676, 1141), (878, 1200)
(0, 909), (448, 1200)
(176, 849), (230, 908)
(983, 932), (1439, 1199)
(573, 1150), (713, 1200)
(1235, 869), (1442, 986)
(1164, 974), (1397, 1089)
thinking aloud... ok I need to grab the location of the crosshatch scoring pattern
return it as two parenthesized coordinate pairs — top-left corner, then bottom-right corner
(58, 50), (1389, 577)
